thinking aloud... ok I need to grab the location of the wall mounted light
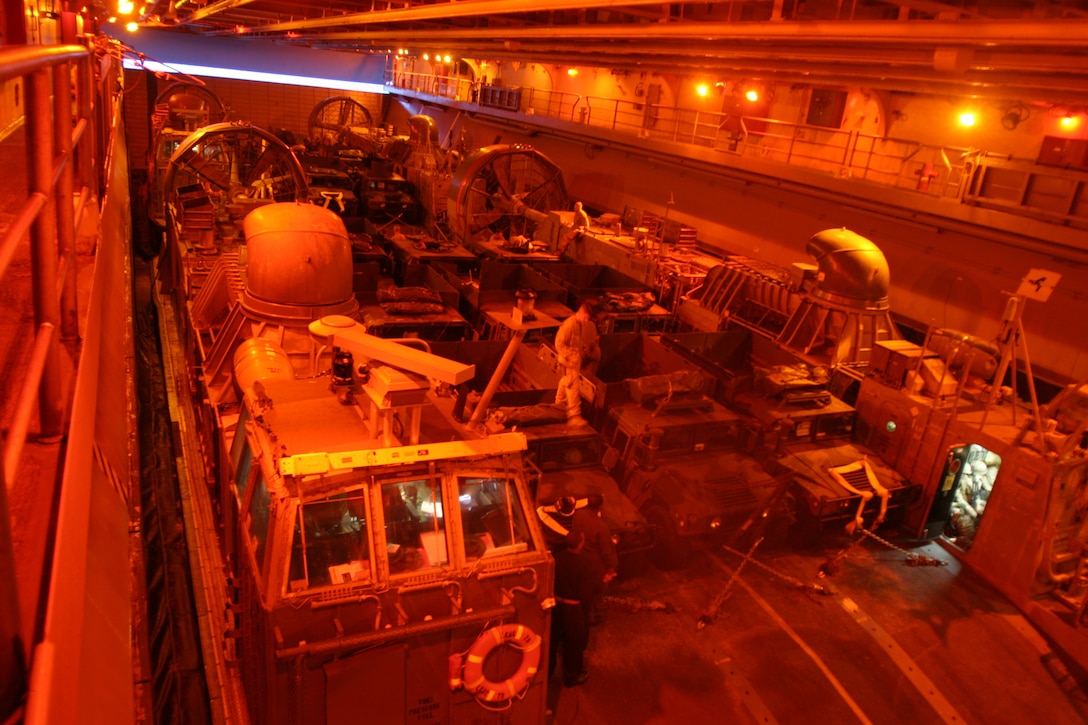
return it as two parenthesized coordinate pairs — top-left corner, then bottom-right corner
(745, 88), (760, 103)
(1059, 113), (1081, 132)
(1000, 102), (1029, 130)
(567, 68), (578, 77)
(957, 110), (978, 127)
(696, 83), (709, 97)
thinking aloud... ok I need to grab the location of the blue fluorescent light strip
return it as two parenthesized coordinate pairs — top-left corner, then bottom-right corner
(122, 58), (389, 94)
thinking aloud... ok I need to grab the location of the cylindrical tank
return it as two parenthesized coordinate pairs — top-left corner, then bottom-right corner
(806, 228), (891, 311)
(233, 338), (294, 392)
(241, 202), (358, 320)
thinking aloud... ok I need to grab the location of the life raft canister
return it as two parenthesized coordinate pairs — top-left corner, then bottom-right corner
(448, 623), (542, 704)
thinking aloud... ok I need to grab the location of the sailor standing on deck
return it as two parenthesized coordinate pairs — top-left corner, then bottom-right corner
(549, 531), (594, 687)
(572, 200), (591, 229)
(554, 302), (599, 425)
(570, 493), (617, 624)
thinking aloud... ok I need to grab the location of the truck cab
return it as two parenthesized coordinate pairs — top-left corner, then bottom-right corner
(662, 330), (922, 537)
(579, 334), (780, 568)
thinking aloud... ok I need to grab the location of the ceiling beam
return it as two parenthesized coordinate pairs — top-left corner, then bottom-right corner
(181, 0), (261, 24)
(217, 12), (1088, 50)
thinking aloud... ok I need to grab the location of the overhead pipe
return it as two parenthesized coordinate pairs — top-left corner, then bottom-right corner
(279, 20), (1088, 49)
(289, 31), (1081, 75)
(203, 0), (1088, 45)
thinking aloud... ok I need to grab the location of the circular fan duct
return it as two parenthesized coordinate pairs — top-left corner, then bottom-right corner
(308, 96), (374, 149)
(447, 144), (568, 244)
(163, 123), (310, 237)
(154, 82), (226, 130)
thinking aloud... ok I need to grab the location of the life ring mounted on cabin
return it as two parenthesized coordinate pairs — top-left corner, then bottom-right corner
(448, 623), (542, 707)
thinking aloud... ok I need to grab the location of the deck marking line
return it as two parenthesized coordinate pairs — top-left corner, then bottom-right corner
(838, 596), (965, 724)
(717, 654), (779, 724)
(734, 576), (874, 725)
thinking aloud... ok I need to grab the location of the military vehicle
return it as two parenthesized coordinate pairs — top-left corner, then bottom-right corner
(661, 329), (921, 539)
(563, 333), (781, 568)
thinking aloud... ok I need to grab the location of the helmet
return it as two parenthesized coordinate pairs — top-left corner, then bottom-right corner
(555, 496), (577, 516)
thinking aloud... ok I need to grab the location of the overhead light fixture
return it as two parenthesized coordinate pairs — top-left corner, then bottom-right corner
(696, 83), (709, 97)
(745, 88), (760, 103)
(1000, 102), (1029, 130)
(958, 110), (978, 127)
(121, 58), (389, 94)
(125, 20), (138, 31)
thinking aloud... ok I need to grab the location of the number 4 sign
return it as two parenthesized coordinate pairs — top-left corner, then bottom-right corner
(1016, 269), (1060, 302)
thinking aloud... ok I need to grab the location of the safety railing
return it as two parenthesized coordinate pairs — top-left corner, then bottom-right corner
(387, 70), (1088, 228)
(964, 154), (1088, 228)
(0, 41), (101, 721)
(390, 69), (473, 102)
(0, 43), (99, 481)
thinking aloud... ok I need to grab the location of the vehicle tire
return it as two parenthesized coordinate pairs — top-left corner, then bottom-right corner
(643, 504), (687, 570)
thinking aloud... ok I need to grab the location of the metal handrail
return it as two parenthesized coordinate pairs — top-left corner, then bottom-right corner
(0, 42), (96, 482)
(0, 42), (98, 721)
(385, 70), (1088, 228)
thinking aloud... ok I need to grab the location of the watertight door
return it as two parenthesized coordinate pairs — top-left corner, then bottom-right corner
(920, 445), (969, 541)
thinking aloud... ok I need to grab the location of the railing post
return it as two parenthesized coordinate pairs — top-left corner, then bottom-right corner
(54, 60), (79, 342)
(25, 66), (65, 439)
(844, 129), (858, 176)
(76, 51), (96, 199)
(0, 441), (27, 723)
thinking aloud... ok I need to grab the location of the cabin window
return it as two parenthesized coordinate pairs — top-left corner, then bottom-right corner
(289, 492), (371, 590)
(230, 412), (253, 501)
(658, 427), (692, 454)
(813, 413), (854, 441)
(538, 436), (603, 471)
(234, 447), (253, 502)
(229, 409), (250, 469)
(248, 472), (273, 574)
(382, 478), (449, 574)
(458, 476), (533, 560)
(703, 422), (738, 450)
(608, 426), (630, 457)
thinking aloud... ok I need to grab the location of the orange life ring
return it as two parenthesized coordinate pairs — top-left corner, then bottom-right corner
(450, 623), (542, 704)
